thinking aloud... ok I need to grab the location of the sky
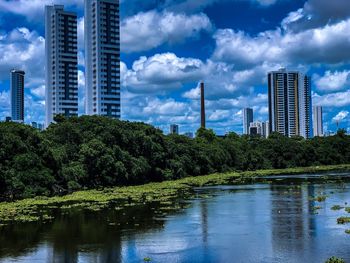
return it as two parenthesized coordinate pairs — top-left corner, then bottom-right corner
(1, 0), (350, 135)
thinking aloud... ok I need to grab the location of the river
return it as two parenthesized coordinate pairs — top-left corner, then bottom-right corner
(0, 174), (349, 263)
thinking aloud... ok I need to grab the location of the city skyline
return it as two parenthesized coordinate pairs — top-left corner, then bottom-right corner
(1, 0), (350, 134)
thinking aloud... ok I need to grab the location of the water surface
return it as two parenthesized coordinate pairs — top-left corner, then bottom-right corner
(1, 175), (350, 263)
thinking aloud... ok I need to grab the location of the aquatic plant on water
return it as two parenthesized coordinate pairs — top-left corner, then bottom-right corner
(325, 256), (345, 263)
(337, 217), (350, 224)
(331, 205), (344, 211)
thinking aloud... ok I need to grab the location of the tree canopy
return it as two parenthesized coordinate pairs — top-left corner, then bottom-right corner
(0, 116), (349, 200)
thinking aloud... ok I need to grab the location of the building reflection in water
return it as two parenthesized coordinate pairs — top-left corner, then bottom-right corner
(270, 182), (317, 258)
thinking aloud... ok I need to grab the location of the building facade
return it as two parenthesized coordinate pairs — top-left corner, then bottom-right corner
(264, 121), (270, 138)
(243, 108), (253, 135)
(11, 70), (25, 122)
(170, 124), (179, 135)
(313, 106), (323, 137)
(85, 0), (121, 119)
(268, 68), (312, 139)
(45, 5), (78, 126)
(249, 121), (270, 138)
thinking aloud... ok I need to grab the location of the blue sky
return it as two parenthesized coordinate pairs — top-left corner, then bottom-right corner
(1, 0), (350, 135)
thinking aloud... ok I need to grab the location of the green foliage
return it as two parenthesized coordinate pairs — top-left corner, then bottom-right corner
(325, 256), (345, 263)
(331, 205), (344, 211)
(1, 116), (350, 200)
(337, 217), (350, 224)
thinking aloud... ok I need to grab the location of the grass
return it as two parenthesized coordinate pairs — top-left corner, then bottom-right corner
(0, 164), (350, 225)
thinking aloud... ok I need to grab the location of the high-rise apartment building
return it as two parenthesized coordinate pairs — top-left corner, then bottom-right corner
(170, 124), (179, 135)
(45, 5), (78, 126)
(268, 68), (312, 139)
(10, 70), (25, 122)
(85, 0), (121, 119)
(313, 106), (323, 137)
(243, 108), (253, 135)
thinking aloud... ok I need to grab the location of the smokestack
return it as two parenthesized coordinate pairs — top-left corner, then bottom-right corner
(200, 81), (206, 129)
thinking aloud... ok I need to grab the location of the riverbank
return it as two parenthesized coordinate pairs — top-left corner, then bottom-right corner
(1, 164), (350, 225)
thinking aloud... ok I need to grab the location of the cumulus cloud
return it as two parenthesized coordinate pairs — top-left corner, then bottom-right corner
(0, 0), (83, 21)
(282, 0), (350, 32)
(217, 20), (350, 67)
(313, 90), (350, 108)
(314, 70), (350, 92)
(121, 11), (212, 53)
(122, 53), (205, 93)
(332, 110), (349, 123)
(0, 27), (45, 85)
(212, 19), (350, 67)
(31, 85), (45, 98)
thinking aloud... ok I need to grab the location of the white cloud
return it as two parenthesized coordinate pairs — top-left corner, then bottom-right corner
(31, 85), (45, 98)
(0, 27), (45, 84)
(212, 19), (350, 67)
(121, 11), (212, 53)
(313, 90), (350, 108)
(314, 70), (350, 92)
(332, 110), (349, 123)
(0, 0), (83, 21)
(123, 53), (205, 93)
(182, 84), (201, 100)
(282, 0), (350, 32)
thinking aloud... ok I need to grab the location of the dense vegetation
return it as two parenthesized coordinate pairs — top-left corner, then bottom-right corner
(1, 115), (350, 200)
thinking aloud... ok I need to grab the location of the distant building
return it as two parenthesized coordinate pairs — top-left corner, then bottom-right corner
(249, 122), (261, 136)
(313, 106), (323, 137)
(11, 69), (25, 122)
(184, 132), (194, 139)
(268, 68), (312, 139)
(32, 122), (44, 131)
(243, 108), (253, 135)
(249, 121), (269, 138)
(264, 121), (270, 138)
(45, 5), (78, 126)
(170, 124), (179, 135)
(85, 0), (121, 119)
(5, 117), (12, 122)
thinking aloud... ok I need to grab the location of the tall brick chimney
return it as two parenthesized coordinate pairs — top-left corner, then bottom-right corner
(200, 81), (206, 129)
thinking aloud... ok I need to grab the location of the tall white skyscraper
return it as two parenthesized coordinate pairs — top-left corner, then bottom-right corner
(268, 68), (312, 139)
(45, 5), (78, 126)
(313, 106), (323, 137)
(11, 70), (25, 122)
(243, 108), (253, 135)
(85, 0), (121, 119)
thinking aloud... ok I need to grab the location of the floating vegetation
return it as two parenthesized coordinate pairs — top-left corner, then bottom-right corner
(0, 165), (350, 225)
(331, 205), (344, 211)
(313, 206), (322, 211)
(144, 257), (152, 262)
(312, 195), (328, 202)
(337, 217), (350, 224)
(345, 207), (350, 213)
(345, 229), (350, 235)
(325, 256), (345, 263)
